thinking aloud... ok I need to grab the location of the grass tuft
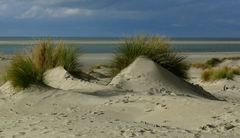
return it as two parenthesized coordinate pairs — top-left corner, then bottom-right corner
(111, 35), (189, 78)
(32, 40), (55, 72)
(32, 41), (80, 73)
(54, 42), (80, 72)
(201, 66), (240, 81)
(6, 55), (43, 89)
(192, 56), (240, 69)
(205, 58), (222, 68)
(5, 40), (81, 89)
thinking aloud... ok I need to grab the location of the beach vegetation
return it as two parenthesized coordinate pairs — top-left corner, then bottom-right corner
(5, 55), (43, 89)
(32, 41), (80, 73)
(205, 58), (222, 68)
(201, 66), (240, 81)
(110, 35), (189, 79)
(5, 40), (81, 89)
(192, 58), (221, 69)
(192, 56), (240, 69)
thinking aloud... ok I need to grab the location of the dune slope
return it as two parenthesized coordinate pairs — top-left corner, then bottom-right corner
(110, 56), (217, 100)
(44, 66), (113, 93)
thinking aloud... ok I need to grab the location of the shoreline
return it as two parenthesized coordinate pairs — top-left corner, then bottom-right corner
(2, 52), (240, 63)
(2, 40), (240, 45)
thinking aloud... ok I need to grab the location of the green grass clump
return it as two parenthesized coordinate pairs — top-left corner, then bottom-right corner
(201, 67), (240, 81)
(111, 35), (189, 79)
(205, 58), (222, 68)
(5, 41), (80, 89)
(192, 56), (240, 69)
(54, 43), (80, 72)
(6, 55), (43, 89)
(192, 58), (222, 69)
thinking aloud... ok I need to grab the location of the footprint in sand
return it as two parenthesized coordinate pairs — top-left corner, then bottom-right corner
(92, 111), (105, 115)
(12, 132), (26, 138)
(155, 103), (167, 110)
(145, 108), (154, 112)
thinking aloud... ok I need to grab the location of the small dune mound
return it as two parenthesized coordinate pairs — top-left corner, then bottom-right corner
(218, 59), (240, 68)
(44, 66), (111, 92)
(110, 57), (217, 100)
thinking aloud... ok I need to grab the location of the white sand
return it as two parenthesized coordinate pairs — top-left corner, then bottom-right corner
(44, 66), (113, 93)
(0, 54), (240, 137)
(110, 56), (216, 99)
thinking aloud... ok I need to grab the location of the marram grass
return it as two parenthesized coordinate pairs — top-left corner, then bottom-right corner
(32, 41), (80, 72)
(111, 35), (189, 79)
(5, 41), (81, 89)
(192, 57), (240, 69)
(54, 43), (80, 72)
(201, 66), (240, 81)
(6, 55), (43, 89)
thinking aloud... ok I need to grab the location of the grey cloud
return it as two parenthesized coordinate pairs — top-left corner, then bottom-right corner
(16, 0), (157, 19)
(1, 0), (240, 21)
(18, 6), (94, 19)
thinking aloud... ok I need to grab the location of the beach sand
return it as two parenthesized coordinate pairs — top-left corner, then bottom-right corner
(0, 52), (240, 138)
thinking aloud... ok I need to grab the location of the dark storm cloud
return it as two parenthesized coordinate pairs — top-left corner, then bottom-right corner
(0, 0), (240, 37)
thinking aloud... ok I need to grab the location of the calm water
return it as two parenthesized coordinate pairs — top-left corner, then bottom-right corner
(1, 37), (240, 54)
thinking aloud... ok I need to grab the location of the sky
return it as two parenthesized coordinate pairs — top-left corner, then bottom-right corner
(0, 0), (240, 37)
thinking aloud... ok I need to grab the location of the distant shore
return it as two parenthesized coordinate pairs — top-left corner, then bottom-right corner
(2, 40), (240, 45)
(2, 52), (240, 64)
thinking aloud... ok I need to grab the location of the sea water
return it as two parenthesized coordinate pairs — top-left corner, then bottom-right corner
(1, 37), (240, 54)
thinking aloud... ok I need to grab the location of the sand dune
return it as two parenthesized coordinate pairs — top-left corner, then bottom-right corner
(44, 66), (113, 92)
(110, 56), (217, 99)
(0, 56), (240, 138)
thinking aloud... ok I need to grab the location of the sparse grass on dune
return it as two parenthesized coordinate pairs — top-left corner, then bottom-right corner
(5, 41), (81, 89)
(6, 55), (43, 89)
(205, 58), (222, 68)
(192, 56), (240, 69)
(111, 35), (189, 79)
(192, 58), (222, 69)
(222, 56), (240, 61)
(32, 41), (80, 73)
(201, 66), (240, 81)
(32, 41), (55, 72)
(54, 43), (80, 73)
